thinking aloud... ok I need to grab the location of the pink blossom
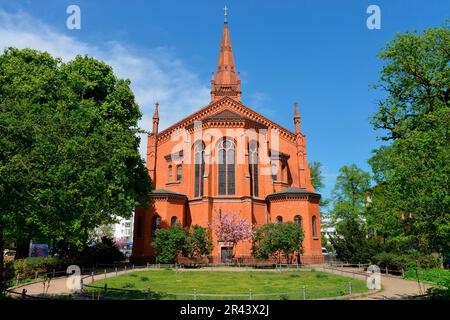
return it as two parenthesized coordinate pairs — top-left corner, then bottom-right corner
(210, 209), (254, 245)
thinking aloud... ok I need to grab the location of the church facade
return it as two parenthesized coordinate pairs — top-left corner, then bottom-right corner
(132, 14), (323, 263)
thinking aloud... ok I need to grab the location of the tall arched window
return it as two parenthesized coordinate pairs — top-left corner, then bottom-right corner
(218, 138), (235, 195)
(176, 165), (182, 181)
(136, 216), (142, 239)
(312, 216), (318, 238)
(276, 216), (283, 223)
(294, 215), (302, 227)
(194, 141), (205, 197)
(151, 216), (161, 239)
(281, 162), (286, 182)
(170, 216), (177, 226)
(168, 165), (172, 181)
(248, 140), (259, 197)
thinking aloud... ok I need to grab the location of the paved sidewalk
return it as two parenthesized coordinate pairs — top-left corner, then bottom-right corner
(8, 265), (434, 300)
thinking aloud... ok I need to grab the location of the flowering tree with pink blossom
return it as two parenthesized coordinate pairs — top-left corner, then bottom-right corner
(211, 209), (254, 256)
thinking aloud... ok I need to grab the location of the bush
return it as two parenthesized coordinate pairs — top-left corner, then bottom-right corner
(77, 237), (125, 265)
(372, 252), (441, 271)
(13, 257), (72, 278)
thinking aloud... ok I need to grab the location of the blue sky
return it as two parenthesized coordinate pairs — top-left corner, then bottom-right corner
(0, 0), (449, 200)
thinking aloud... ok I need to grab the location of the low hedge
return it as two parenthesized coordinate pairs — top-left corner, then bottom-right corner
(372, 252), (441, 272)
(13, 257), (75, 278)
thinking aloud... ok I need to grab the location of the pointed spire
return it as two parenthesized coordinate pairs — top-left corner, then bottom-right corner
(211, 7), (241, 102)
(152, 101), (159, 135)
(153, 101), (159, 120)
(294, 102), (301, 134)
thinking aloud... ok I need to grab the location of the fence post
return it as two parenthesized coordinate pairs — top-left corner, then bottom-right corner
(194, 289), (197, 301)
(91, 271), (94, 283)
(249, 289), (253, 300)
(302, 286), (307, 300)
(103, 283), (108, 296)
(52, 269), (55, 278)
(21, 288), (27, 300)
(115, 267), (118, 277)
(35, 271), (38, 281)
(104, 269), (107, 279)
(125, 265), (127, 272)
(348, 282), (352, 295)
(386, 266), (388, 275)
(147, 262), (149, 269)
(147, 288), (151, 300)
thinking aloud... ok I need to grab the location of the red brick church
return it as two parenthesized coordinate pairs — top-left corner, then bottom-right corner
(132, 11), (323, 263)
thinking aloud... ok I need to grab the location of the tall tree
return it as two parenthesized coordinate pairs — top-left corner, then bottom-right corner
(0, 48), (152, 285)
(308, 161), (330, 209)
(328, 165), (373, 262)
(368, 23), (450, 255)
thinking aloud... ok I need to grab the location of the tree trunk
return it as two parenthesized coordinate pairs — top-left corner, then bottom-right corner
(15, 238), (30, 259)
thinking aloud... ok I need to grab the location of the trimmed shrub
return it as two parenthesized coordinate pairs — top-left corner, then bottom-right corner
(372, 252), (441, 271)
(13, 257), (73, 278)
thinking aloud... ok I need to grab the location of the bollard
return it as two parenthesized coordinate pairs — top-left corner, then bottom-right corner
(386, 267), (388, 275)
(147, 262), (149, 269)
(348, 282), (352, 295)
(115, 267), (118, 276)
(194, 289), (197, 301)
(147, 288), (151, 300)
(104, 269), (107, 279)
(249, 289), (253, 300)
(91, 271), (94, 283)
(125, 265), (127, 272)
(35, 271), (38, 280)
(302, 286), (307, 300)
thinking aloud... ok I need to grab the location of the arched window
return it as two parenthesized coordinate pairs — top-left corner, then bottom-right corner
(312, 216), (318, 238)
(176, 165), (182, 181)
(168, 165), (172, 181)
(271, 162), (277, 181)
(170, 216), (177, 226)
(136, 216), (142, 239)
(294, 215), (302, 227)
(194, 141), (205, 197)
(248, 140), (259, 197)
(218, 138), (235, 195)
(281, 162), (286, 182)
(151, 216), (161, 239)
(276, 216), (283, 223)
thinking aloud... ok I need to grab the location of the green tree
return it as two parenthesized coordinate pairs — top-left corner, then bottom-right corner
(308, 161), (330, 209)
(0, 48), (152, 286)
(183, 225), (214, 258)
(328, 165), (374, 262)
(368, 23), (450, 255)
(252, 222), (303, 263)
(152, 224), (213, 263)
(152, 224), (187, 264)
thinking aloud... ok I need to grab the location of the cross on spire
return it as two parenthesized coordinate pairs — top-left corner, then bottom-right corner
(224, 5), (228, 24)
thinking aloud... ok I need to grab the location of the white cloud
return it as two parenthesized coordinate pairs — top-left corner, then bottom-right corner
(0, 10), (210, 159)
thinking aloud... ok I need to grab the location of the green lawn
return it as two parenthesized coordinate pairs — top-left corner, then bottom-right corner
(86, 268), (367, 300)
(404, 268), (450, 286)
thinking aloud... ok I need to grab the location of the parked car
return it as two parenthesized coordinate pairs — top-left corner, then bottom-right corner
(322, 247), (329, 256)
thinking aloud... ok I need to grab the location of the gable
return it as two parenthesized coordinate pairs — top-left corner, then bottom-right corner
(157, 97), (299, 144)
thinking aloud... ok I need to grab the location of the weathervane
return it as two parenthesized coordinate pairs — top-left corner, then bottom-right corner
(224, 5), (228, 24)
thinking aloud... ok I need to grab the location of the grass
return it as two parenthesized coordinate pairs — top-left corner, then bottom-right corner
(404, 268), (450, 286)
(86, 268), (367, 300)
